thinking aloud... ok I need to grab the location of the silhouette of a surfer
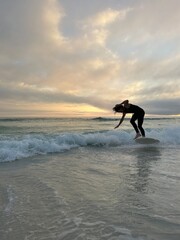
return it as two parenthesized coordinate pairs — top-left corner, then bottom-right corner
(113, 100), (145, 139)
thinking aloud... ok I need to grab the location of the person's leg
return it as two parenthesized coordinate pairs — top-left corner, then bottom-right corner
(130, 114), (139, 134)
(137, 112), (145, 137)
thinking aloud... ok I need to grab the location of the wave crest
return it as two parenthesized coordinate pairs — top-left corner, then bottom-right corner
(0, 126), (180, 163)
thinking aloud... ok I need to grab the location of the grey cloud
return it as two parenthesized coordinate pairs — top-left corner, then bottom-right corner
(139, 99), (180, 115)
(0, 0), (64, 60)
(136, 83), (180, 98)
(0, 82), (179, 115)
(0, 84), (107, 109)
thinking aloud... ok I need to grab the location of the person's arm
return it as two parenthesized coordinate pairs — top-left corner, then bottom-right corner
(121, 100), (129, 108)
(114, 112), (126, 129)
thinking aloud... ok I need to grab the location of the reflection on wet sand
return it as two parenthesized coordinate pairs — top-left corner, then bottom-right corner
(133, 146), (161, 193)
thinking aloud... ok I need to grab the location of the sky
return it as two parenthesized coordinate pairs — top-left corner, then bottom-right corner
(0, 0), (180, 117)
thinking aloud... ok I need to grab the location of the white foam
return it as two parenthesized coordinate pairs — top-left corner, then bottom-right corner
(0, 126), (179, 163)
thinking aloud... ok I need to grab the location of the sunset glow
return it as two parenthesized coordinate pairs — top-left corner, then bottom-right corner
(0, 0), (180, 117)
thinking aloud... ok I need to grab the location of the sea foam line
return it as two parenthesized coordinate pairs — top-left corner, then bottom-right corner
(0, 127), (179, 163)
(0, 131), (131, 162)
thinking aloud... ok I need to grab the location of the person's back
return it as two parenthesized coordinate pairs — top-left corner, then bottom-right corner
(124, 104), (144, 114)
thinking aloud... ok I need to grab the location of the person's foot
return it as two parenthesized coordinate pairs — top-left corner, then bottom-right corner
(134, 133), (141, 139)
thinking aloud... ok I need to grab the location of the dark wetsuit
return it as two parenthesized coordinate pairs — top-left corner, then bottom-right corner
(124, 104), (145, 137)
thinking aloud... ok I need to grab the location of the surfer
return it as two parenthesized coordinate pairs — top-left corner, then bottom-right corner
(113, 100), (145, 139)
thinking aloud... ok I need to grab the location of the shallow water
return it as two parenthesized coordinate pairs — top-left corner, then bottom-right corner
(0, 146), (180, 240)
(0, 117), (180, 239)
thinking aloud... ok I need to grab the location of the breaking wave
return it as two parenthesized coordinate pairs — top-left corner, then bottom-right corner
(0, 126), (180, 163)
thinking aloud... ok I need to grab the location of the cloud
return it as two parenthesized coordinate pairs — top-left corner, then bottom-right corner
(83, 8), (128, 28)
(107, 0), (180, 60)
(79, 8), (131, 48)
(0, 80), (110, 113)
(139, 0), (180, 37)
(0, 0), (180, 116)
(0, 0), (65, 45)
(139, 99), (180, 115)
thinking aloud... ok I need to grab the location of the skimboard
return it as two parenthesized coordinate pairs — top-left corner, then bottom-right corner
(135, 137), (160, 144)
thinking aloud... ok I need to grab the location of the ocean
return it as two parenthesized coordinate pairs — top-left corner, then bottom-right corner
(0, 117), (180, 240)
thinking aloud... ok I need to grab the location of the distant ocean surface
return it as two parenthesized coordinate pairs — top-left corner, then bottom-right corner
(0, 117), (180, 240)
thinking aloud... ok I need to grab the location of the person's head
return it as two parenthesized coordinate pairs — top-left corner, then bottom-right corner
(113, 104), (124, 113)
